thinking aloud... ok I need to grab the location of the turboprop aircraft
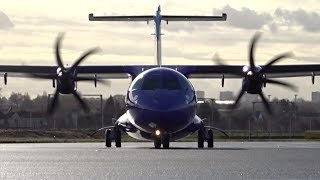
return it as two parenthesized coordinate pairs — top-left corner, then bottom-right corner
(1, 6), (320, 149)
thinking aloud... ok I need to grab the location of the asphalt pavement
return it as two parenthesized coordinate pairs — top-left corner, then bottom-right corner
(0, 142), (320, 179)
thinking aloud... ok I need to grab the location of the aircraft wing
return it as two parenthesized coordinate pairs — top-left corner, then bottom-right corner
(1, 64), (320, 80)
(89, 14), (154, 22)
(161, 13), (227, 22)
(0, 65), (132, 79)
(184, 64), (320, 79)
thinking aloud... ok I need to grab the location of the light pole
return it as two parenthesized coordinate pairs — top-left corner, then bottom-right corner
(290, 94), (298, 139)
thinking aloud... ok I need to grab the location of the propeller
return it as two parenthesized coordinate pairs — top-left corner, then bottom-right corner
(223, 32), (296, 114)
(31, 33), (109, 114)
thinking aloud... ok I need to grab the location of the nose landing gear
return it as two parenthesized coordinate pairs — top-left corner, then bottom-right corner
(153, 130), (170, 149)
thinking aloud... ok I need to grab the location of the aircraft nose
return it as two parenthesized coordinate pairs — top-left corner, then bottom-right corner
(130, 104), (195, 133)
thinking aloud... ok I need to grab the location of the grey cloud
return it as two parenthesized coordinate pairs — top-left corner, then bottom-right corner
(13, 16), (87, 28)
(275, 8), (320, 32)
(294, 56), (320, 63)
(100, 45), (154, 57)
(216, 5), (272, 29)
(0, 11), (14, 29)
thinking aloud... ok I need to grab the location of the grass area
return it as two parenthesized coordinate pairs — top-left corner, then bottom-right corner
(0, 129), (317, 143)
(305, 131), (320, 139)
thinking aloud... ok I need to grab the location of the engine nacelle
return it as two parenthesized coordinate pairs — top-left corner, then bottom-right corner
(94, 74), (97, 87)
(221, 74), (224, 87)
(312, 72), (315, 84)
(4, 73), (7, 85)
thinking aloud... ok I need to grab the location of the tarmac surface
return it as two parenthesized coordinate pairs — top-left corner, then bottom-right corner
(0, 141), (320, 179)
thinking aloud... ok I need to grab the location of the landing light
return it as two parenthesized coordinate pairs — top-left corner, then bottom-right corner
(155, 129), (161, 136)
(242, 66), (249, 72)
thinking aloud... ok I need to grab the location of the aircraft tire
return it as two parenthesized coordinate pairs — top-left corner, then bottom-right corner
(162, 134), (170, 149)
(154, 139), (161, 149)
(207, 129), (214, 148)
(198, 130), (204, 148)
(115, 129), (121, 148)
(105, 129), (112, 147)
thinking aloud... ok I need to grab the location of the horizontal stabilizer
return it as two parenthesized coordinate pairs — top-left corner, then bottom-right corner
(162, 13), (227, 21)
(89, 14), (154, 21)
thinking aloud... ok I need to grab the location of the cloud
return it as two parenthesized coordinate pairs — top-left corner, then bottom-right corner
(275, 8), (320, 32)
(0, 11), (14, 30)
(165, 5), (273, 32)
(215, 5), (272, 29)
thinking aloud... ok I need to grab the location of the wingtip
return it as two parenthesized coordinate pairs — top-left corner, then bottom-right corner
(89, 13), (94, 20)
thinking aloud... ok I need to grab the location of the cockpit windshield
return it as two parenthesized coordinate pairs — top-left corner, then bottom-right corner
(129, 69), (193, 91)
(163, 78), (181, 90)
(141, 75), (181, 90)
(141, 75), (162, 90)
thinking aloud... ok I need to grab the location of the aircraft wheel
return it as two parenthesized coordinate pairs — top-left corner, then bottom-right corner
(154, 139), (161, 149)
(198, 130), (204, 148)
(207, 129), (214, 148)
(115, 129), (121, 148)
(105, 129), (112, 147)
(162, 134), (170, 149)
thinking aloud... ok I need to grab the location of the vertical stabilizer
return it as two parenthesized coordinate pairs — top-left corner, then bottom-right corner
(155, 5), (162, 66)
(156, 36), (162, 66)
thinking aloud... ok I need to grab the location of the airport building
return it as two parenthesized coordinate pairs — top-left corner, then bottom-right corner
(219, 91), (234, 100)
(311, 91), (320, 102)
(196, 91), (205, 99)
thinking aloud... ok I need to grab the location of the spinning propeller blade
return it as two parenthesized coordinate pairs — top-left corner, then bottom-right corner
(55, 33), (66, 71)
(227, 32), (295, 114)
(72, 91), (89, 112)
(33, 33), (102, 115)
(48, 89), (59, 115)
(69, 47), (101, 73)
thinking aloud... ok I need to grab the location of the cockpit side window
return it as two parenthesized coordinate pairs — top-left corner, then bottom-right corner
(130, 77), (143, 90)
(177, 76), (194, 91)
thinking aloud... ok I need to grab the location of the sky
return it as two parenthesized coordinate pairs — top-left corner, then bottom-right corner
(0, 0), (319, 100)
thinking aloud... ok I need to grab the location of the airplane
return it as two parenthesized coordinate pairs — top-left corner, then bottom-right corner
(1, 6), (320, 149)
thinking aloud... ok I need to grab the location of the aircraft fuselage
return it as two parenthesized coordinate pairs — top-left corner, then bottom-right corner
(119, 67), (200, 140)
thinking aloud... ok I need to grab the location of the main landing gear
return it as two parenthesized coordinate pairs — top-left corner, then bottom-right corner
(105, 127), (122, 148)
(198, 128), (214, 148)
(154, 130), (170, 149)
